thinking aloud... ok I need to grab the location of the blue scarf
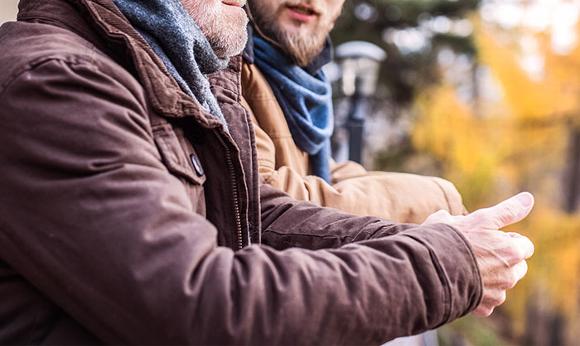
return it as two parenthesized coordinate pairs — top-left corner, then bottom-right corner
(113, 0), (228, 128)
(253, 36), (334, 182)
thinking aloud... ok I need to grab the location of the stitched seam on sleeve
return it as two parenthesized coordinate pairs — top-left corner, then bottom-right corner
(263, 229), (353, 242)
(363, 223), (403, 239)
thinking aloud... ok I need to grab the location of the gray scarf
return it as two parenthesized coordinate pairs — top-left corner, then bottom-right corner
(114, 0), (228, 127)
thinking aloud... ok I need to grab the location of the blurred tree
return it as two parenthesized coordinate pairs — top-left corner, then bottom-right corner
(333, 1), (580, 345)
(410, 13), (580, 346)
(331, 0), (482, 173)
(332, 0), (480, 105)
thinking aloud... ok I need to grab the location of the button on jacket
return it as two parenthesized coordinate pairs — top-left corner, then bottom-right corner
(0, 0), (482, 344)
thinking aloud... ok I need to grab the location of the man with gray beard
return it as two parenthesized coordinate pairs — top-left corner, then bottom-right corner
(0, 0), (533, 344)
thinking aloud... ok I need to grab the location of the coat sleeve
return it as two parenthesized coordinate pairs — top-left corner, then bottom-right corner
(259, 182), (415, 249)
(245, 102), (467, 224)
(0, 58), (481, 345)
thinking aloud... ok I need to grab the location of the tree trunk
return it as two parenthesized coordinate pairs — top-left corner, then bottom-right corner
(564, 128), (580, 213)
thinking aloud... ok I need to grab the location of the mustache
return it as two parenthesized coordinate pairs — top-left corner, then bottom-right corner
(283, 0), (322, 13)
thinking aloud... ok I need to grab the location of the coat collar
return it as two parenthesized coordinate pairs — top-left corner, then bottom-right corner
(17, 0), (241, 131)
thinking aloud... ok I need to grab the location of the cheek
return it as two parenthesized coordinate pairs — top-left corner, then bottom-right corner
(254, 0), (277, 15)
(187, 2), (218, 22)
(327, 0), (345, 18)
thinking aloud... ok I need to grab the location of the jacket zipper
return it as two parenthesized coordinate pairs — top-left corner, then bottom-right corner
(224, 144), (244, 251)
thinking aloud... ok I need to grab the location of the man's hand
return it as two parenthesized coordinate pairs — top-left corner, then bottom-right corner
(423, 192), (535, 316)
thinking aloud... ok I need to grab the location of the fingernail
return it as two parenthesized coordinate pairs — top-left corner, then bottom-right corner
(517, 193), (533, 208)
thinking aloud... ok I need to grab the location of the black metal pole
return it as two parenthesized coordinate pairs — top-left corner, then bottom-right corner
(346, 80), (368, 164)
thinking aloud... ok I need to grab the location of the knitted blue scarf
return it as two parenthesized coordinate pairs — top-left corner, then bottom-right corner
(113, 0), (228, 128)
(253, 36), (334, 182)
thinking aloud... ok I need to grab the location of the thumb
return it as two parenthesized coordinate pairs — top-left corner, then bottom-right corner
(469, 192), (535, 229)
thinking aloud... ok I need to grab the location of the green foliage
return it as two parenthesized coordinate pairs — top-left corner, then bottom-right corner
(439, 315), (513, 346)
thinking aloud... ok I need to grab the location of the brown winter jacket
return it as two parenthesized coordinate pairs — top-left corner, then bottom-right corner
(0, 0), (482, 345)
(241, 61), (466, 223)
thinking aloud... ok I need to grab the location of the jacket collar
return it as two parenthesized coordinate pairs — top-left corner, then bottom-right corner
(17, 0), (240, 131)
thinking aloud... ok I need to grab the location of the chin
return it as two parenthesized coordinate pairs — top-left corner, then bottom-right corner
(211, 27), (248, 58)
(214, 42), (247, 59)
(200, 5), (248, 58)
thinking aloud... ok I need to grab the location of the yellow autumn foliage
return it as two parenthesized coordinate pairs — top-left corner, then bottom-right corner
(413, 83), (498, 206)
(411, 14), (580, 343)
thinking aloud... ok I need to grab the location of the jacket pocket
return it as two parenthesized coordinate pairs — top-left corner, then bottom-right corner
(152, 124), (207, 186)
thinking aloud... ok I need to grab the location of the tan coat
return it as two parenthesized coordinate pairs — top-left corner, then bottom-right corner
(241, 61), (466, 223)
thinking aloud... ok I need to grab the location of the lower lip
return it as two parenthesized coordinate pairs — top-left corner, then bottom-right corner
(222, 1), (243, 7)
(285, 7), (316, 23)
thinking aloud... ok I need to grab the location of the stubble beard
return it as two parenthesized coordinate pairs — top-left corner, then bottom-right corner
(182, 0), (249, 58)
(249, 1), (334, 67)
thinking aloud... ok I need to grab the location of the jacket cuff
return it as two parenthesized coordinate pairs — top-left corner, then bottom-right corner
(402, 223), (483, 323)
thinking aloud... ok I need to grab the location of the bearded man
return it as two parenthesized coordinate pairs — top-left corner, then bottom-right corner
(242, 0), (466, 223)
(0, 0), (534, 345)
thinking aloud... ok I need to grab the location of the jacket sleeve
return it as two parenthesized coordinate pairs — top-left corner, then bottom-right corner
(0, 58), (481, 345)
(260, 182), (428, 249)
(247, 103), (466, 223)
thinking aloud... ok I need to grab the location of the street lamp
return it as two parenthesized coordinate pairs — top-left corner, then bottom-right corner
(333, 41), (386, 164)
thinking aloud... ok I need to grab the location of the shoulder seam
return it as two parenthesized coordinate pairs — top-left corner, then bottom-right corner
(0, 55), (97, 101)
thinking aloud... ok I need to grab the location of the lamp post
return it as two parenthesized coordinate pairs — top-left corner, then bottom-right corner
(332, 42), (440, 346)
(334, 41), (386, 164)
